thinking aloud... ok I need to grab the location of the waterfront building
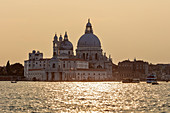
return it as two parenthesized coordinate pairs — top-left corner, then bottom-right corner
(117, 59), (149, 80)
(149, 63), (170, 80)
(24, 19), (114, 81)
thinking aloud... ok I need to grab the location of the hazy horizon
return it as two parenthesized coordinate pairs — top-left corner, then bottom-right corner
(0, 0), (170, 66)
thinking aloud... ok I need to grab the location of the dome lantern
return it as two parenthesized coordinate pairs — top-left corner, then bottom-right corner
(64, 31), (68, 41)
(77, 19), (101, 48)
(85, 19), (93, 34)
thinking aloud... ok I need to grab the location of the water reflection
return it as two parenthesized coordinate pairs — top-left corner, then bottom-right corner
(0, 82), (169, 112)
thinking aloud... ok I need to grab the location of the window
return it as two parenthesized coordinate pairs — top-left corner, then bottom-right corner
(53, 52), (56, 56)
(53, 63), (55, 68)
(83, 53), (85, 59)
(95, 53), (98, 60)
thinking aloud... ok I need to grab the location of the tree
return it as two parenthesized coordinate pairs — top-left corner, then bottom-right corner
(6, 60), (11, 75)
(10, 63), (24, 76)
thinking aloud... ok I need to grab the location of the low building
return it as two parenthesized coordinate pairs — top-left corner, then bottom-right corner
(117, 59), (149, 80)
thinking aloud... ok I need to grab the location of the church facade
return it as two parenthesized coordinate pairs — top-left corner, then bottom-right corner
(24, 19), (114, 81)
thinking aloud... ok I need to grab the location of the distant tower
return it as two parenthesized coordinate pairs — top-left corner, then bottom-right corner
(59, 34), (63, 42)
(53, 34), (58, 57)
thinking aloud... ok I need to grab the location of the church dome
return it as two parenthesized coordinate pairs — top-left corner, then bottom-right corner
(78, 34), (101, 47)
(77, 19), (101, 47)
(59, 32), (73, 50)
(60, 40), (73, 50)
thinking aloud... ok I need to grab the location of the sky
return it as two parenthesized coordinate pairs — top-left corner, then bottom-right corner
(0, 0), (170, 66)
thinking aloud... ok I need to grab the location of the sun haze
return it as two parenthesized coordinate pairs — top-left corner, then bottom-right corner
(0, 0), (170, 65)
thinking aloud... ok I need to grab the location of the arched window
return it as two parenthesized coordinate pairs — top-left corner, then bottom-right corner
(68, 51), (70, 55)
(53, 52), (56, 56)
(83, 53), (85, 59)
(53, 63), (55, 68)
(95, 53), (98, 60)
(54, 43), (57, 47)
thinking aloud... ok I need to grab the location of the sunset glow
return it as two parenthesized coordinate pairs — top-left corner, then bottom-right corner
(0, 0), (170, 65)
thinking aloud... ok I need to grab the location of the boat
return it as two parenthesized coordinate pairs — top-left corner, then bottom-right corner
(122, 78), (140, 83)
(152, 81), (159, 85)
(11, 81), (17, 83)
(146, 74), (158, 84)
(132, 78), (140, 83)
(122, 78), (132, 83)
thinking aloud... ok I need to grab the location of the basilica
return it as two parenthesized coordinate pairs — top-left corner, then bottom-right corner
(24, 19), (114, 81)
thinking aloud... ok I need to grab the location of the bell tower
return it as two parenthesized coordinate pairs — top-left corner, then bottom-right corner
(53, 34), (59, 57)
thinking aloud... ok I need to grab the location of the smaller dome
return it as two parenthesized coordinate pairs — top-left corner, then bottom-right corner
(60, 40), (73, 50)
(32, 50), (36, 53)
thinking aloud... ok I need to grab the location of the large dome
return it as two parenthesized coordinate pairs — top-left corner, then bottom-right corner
(77, 33), (101, 47)
(77, 19), (101, 48)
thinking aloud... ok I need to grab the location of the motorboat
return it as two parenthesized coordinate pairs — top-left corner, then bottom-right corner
(146, 74), (158, 84)
(11, 81), (17, 83)
(152, 81), (159, 85)
(132, 78), (140, 83)
(122, 78), (140, 83)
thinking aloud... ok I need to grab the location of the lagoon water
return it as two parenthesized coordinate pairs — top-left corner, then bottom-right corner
(0, 81), (169, 112)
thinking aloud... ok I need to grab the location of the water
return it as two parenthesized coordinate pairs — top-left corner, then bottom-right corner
(0, 81), (169, 112)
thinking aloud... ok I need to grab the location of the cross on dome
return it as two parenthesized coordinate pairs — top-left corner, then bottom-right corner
(88, 18), (90, 23)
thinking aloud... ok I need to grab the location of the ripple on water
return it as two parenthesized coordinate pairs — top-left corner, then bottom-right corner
(0, 81), (169, 112)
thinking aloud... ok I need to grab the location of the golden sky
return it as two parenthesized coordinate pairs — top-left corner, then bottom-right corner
(0, 0), (170, 65)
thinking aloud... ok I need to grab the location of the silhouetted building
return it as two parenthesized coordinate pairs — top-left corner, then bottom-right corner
(149, 63), (170, 80)
(117, 59), (148, 80)
(24, 19), (114, 81)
